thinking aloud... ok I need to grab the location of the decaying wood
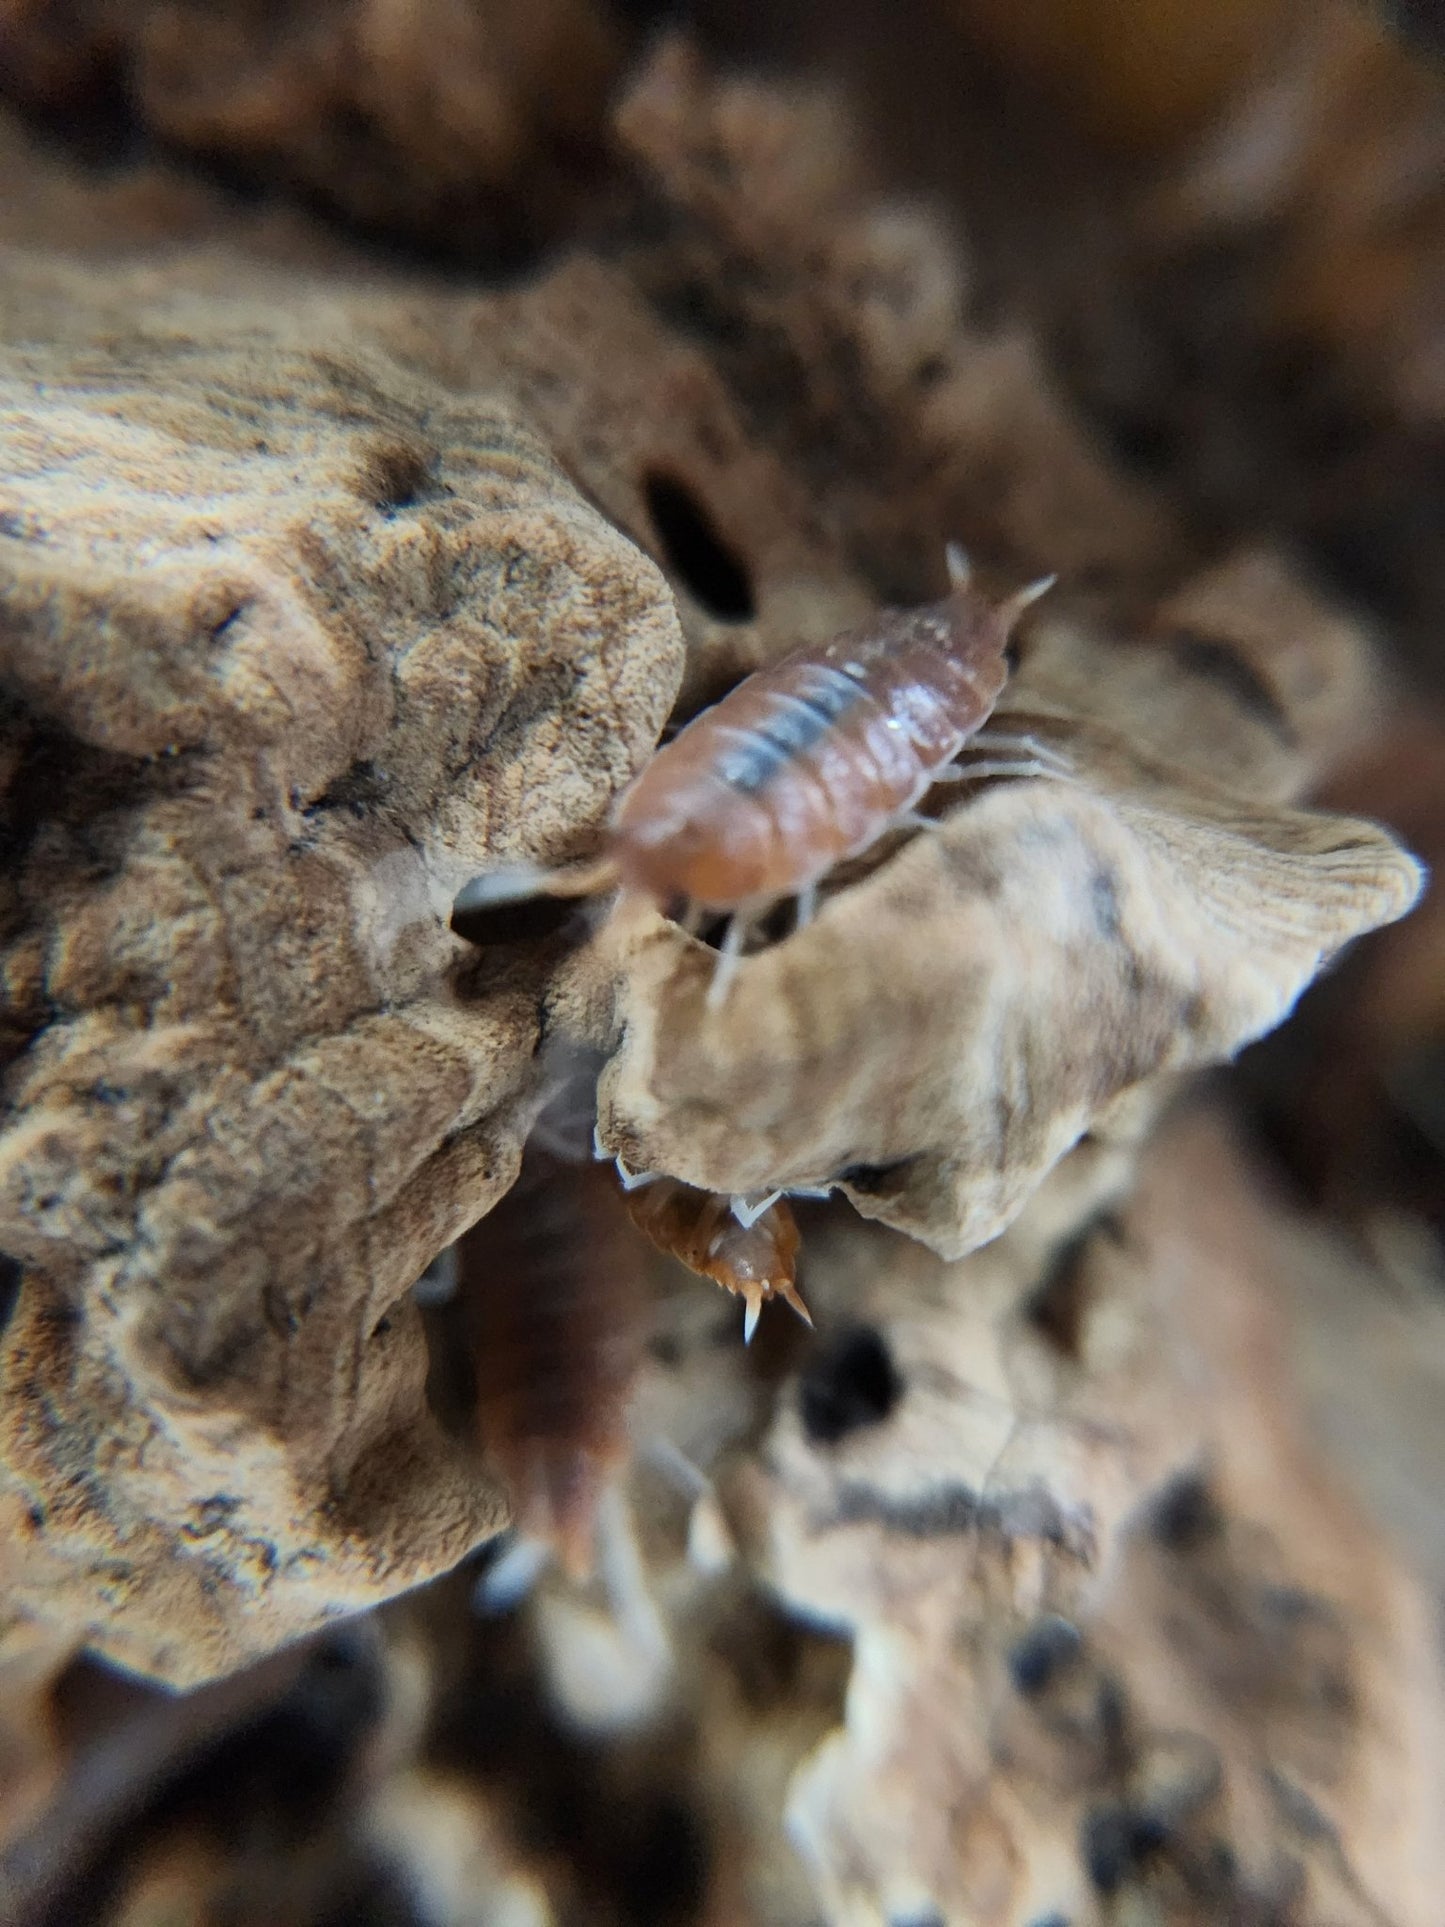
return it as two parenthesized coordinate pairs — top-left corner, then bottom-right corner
(0, 211), (683, 1682)
(0, 14), (1439, 1924)
(734, 1112), (1445, 1926)
(598, 582), (1419, 1257)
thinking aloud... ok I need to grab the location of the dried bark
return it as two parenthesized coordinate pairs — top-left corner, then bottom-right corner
(0, 0), (626, 253)
(736, 1113), (1445, 1926)
(0, 14), (1438, 1925)
(0, 223), (682, 1681)
(598, 572), (1418, 1256)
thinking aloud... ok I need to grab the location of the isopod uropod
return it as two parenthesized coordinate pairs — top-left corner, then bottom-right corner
(619, 1176), (809, 1343)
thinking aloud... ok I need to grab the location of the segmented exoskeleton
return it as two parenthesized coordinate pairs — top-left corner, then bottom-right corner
(619, 1175), (808, 1343)
(459, 549), (1059, 1007)
(611, 549), (1055, 996)
(458, 1146), (644, 1577)
(456, 550), (1061, 1275)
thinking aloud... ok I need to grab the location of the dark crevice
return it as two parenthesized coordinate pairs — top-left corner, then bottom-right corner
(1007, 1614), (1083, 1697)
(365, 442), (442, 515)
(1081, 1803), (1171, 1895)
(0, 1253), (21, 1337)
(301, 759), (391, 820)
(451, 891), (587, 947)
(1024, 1211), (1123, 1359)
(1149, 1470), (1224, 1552)
(1164, 628), (1295, 742)
(798, 1324), (903, 1444)
(643, 470), (756, 621)
(836, 1155), (918, 1197)
(0, 723), (179, 898)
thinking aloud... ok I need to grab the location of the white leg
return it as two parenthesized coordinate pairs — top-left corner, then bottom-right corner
(637, 1434), (712, 1500)
(960, 729), (1072, 772)
(787, 1183), (834, 1200)
(678, 897), (705, 937)
(707, 910), (753, 1011)
(452, 854), (617, 913)
(472, 1535), (552, 1614)
(898, 810), (940, 831)
(730, 1189), (783, 1229)
(742, 1287), (764, 1345)
(615, 1156), (660, 1192)
(933, 758), (1059, 785)
(452, 861), (556, 914)
(595, 1486), (671, 1670)
(795, 882), (818, 931)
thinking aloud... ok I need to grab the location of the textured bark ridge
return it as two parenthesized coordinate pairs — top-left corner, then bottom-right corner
(0, 15), (1439, 1922)
(736, 1114), (1445, 1925)
(0, 249), (682, 1682)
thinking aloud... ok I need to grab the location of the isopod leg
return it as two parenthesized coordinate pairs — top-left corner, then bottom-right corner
(730, 1189), (783, 1229)
(960, 729), (1073, 772)
(595, 1485), (671, 1668)
(595, 1126), (660, 1189)
(706, 902), (767, 1010)
(795, 882), (818, 931)
(707, 919), (746, 1009)
(614, 1155), (660, 1192)
(472, 1535), (553, 1615)
(933, 758), (1059, 785)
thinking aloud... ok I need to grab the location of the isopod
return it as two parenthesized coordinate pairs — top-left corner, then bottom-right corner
(453, 551), (1060, 1257)
(619, 1175), (809, 1343)
(614, 549), (1055, 992)
(457, 549), (1059, 1006)
(457, 1145), (645, 1578)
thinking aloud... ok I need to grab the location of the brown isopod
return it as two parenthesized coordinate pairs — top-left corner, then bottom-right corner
(459, 548), (1060, 1005)
(457, 1145), (646, 1578)
(619, 1175), (809, 1343)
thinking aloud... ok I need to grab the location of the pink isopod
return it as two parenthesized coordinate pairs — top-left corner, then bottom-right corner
(463, 547), (1058, 1006)
(455, 549), (1060, 1331)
